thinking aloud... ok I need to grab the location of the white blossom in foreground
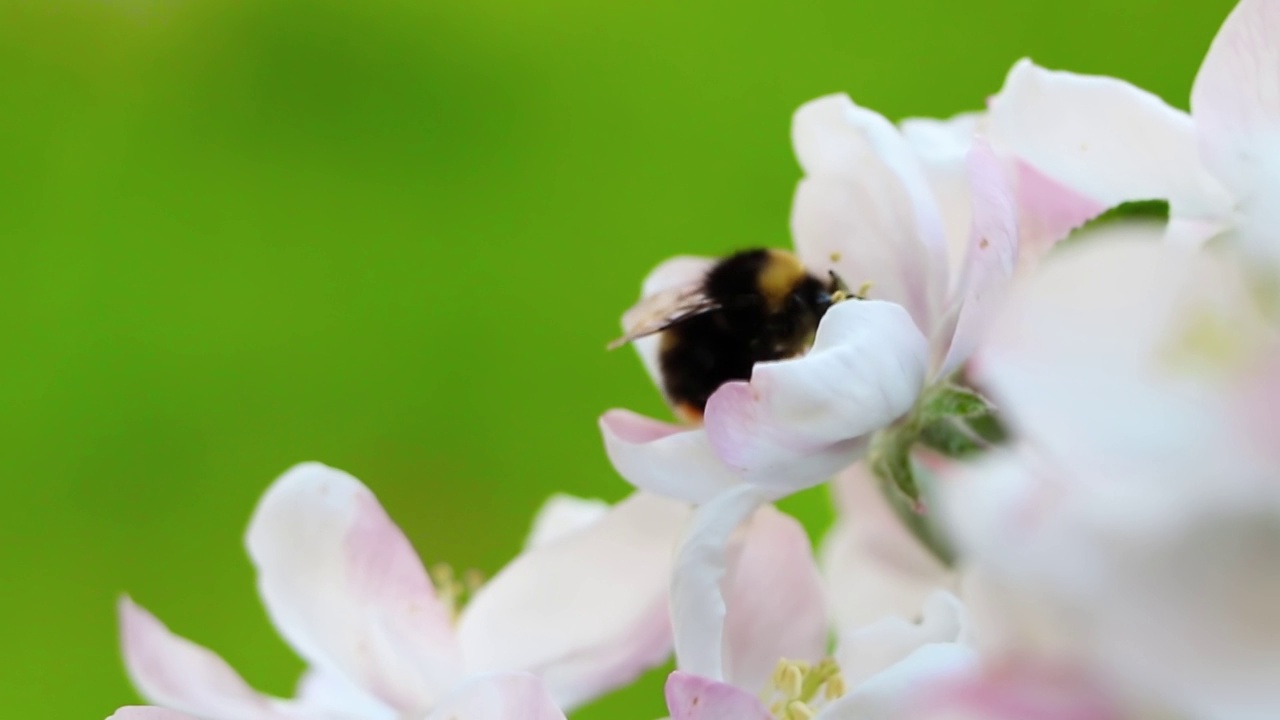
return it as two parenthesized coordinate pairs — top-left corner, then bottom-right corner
(601, 107), (1023, 505)
(944, 235), (1280, 719)
(663, 485), (975, 720)
(114, 463), (689, 720)
(987, 0), (1280, 269)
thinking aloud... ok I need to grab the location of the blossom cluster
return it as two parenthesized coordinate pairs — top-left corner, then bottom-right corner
(109, 1), (1280, 719)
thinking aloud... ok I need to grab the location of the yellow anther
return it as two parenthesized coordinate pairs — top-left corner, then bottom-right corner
(778, 663), (805, 699)
(463, 568), (486, 593)
(823, 672), (846, 701)
(785, 701), (816, 720)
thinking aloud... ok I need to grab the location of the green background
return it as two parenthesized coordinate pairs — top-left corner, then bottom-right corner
(0, 0), (1235, 717)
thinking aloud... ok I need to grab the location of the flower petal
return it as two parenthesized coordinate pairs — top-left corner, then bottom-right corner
(108, 709), (203, 720)
(422, 672), (567, 720)
(524, 494), (610, 549)
(624, 255), (718, 394)
(936, 140), (1019, 378)
(703, 300), (928, 494)
(671, 485), (772, 684)
(722, 505), (828, 691)
(1191, 0), (1280, 265)
(665, 671), (773, 720)
(973, 233), (1270, 488)
(599, 410), (743, 503)
(244, 462), (462, 714)
(293, 667), (396, 719)
(457, 493), (691, 711)
(118, 598), (292, 720)
(835, 591), (969, 690)
(1013, 160), (1108, 262)
(900, 112), (982, 279)
(822, 467), (955, 636)
(792, 94), (950, 332)
(820, 643), (978, 720)
(988, 59), (1232, 222)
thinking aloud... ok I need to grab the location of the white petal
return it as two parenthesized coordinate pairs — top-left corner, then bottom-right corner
(988, 59), (1233, 222)
(599, 410), (744, 504)
(423, 672), (567, 720)
(702, 300), (928, 495)
(792, 94), (950, 332)
(1192, 0), (1280, 266)
(293, 667), (396, 719)
(457, 493), (690, 711)
(523, 494), (610, 549)
(819, 643), (977, 720)
(721, 505), (828, 690)
(834, 591), (969, 690)
(900, 112), (982, 280)
(936, 140), (1019, 377)
(245, 462), (462, 714)
(822, 468), (955, 637)
(671, 485), (772, 685)
(974, 234), (1271, 489)
(108, 710), (203, 720)
(118, 598), (293, 720)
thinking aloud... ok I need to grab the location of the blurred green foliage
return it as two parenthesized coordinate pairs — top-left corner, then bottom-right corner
(0, 0), (1235, 716)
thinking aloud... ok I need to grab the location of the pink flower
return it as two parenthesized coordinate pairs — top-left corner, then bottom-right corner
(116, 463), (690, 720)
(986, 0), (1280, 263)
(601, 96), (1022, 504)
(663, 485), (976, 720)
(943, 234), (1280, 718)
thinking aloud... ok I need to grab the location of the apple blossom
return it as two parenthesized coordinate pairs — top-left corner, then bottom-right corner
(944, 235), (1280, 719)
(664, 485), (976, 720)
(986, 0), (1280, 281)
(601, 98), (1022, 513)
(116, 463), (689, 720)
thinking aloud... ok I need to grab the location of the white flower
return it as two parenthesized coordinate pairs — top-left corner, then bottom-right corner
(117, 463), (690, 720)
(601, 95), (1023, 505)
(985, 0), (1280, 269)
(663, 485), (975, 720)
(944, 234), (1280, 719)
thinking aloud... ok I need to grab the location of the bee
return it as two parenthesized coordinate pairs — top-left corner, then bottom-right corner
(609, 248), (858, 423)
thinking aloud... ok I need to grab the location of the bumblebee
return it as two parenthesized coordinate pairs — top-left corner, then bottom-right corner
(609, 248), (856, 422)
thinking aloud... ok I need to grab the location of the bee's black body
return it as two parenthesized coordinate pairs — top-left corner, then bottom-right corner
(658, 249), (837, 419)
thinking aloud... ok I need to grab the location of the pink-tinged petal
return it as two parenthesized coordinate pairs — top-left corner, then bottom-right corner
(423, 672), (568, 720)
(792, 95), (950, 332)
(937, 140), (1019, 378)
(900, 112), (983, 280)
(294, 667), (396, 719)
(625, 255), (717, 394)
(722, 505), (828, 691)
(1013, 161), (1106, 266)
(820, 643), (978, 720)
(599, 410), (743, 504)
(989, 59), (1233, 222)
(108, 709), (203, 720)
(916, 664), (1121, 720)
(974, 233), (1270, 487)
(457, 493), (691, 711)
(671, 485), (772, 684)
(665, 671), (773, 720)
(523, 494), (609, 549)
(835, 592), (969, 690)
(703, 300), (928, 494)
(822, 467), (955, 636)
(244, 462), (462, 715)
(118, 598), (292, 720)
(1191, 0), (1280, 265)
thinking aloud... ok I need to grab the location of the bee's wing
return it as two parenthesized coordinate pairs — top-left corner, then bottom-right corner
(607, 283), (721, 350)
